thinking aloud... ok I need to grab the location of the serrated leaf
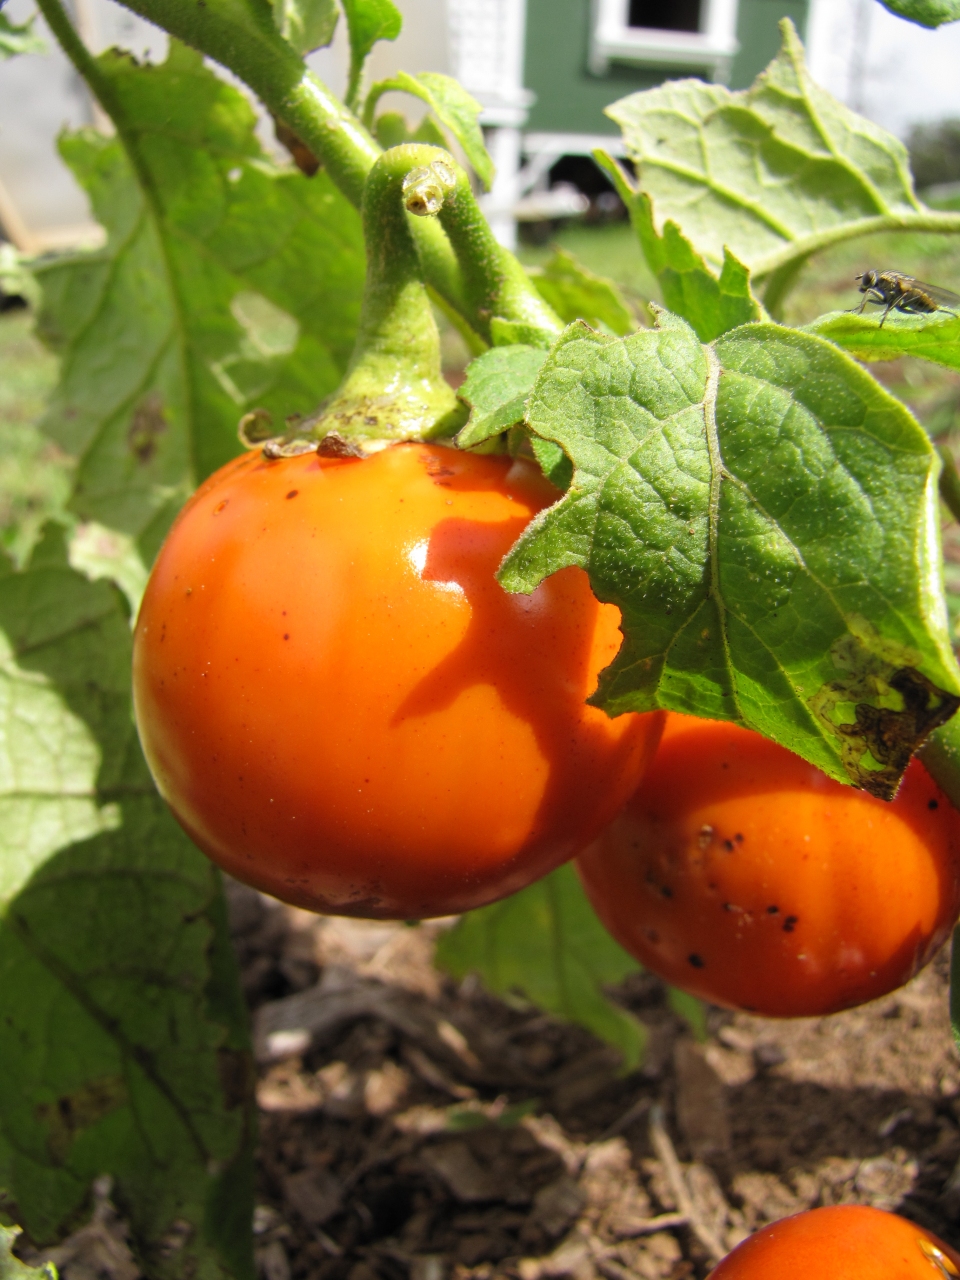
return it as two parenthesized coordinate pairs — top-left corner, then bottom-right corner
(806, 309), (960, 372)
(435, 863), (645, 1071)
(879, 0), (960, 26)
(501, 314), (960, 799)
(607, 20), (928, 291)
(457, 345), (548, 449)
(369, 71), (493, 190)
(341, 0), (401, 67)
(600, 159), (762, 343)
(271, 0), (338, 54)
(0, 1227), (56, 1280)
(528, 248), (634, 336)
(0, 528), (255, 1279)
(35, 41), (363, 562)
(0, 11), (44, 58)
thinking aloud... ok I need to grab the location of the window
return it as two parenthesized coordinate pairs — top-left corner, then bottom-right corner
(590, 0), (739, 79)
(628, 0), (702, 32)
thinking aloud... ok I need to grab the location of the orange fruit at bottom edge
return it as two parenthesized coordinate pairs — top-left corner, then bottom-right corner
(708, 1206), (960, 1278)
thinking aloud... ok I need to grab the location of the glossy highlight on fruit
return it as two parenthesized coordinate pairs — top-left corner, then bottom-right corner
(133, 442), (664, 919)
(577, 713), (960, 1016)
(708, 1205), (960, 1278)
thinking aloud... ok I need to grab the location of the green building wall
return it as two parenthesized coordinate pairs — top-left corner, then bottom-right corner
(523, 0), (810, 137)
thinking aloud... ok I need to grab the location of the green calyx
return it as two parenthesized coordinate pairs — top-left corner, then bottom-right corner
(273, 145), (467, 453)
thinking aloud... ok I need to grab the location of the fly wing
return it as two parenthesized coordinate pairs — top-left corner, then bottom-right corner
(897, 277), (960, 309)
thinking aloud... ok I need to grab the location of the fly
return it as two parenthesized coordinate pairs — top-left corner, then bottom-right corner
(852, 269), (960, 327)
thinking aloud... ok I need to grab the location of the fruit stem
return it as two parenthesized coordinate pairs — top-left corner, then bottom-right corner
(299, 146), (465, 450)
(103, 0), (564, 346)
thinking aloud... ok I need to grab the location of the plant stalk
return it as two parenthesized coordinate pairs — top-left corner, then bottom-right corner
(106, 0), (559, 344)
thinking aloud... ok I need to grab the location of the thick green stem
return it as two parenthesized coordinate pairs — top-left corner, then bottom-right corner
(425, 163), (563, 343)
(309, 146), (464, 447)
(108, 0), (557, 344)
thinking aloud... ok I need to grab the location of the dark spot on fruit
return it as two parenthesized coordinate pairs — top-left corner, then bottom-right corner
(660, 886), (673, 899)
(283, 633), (290, 640)
(767, 905), (779, 914)
(286, 490), (299, 499)
(783, 915), (798, 933)
(721, 761), (729, 769)
(929, 798), (939, 810)
(214, 500), (228, 514)
(723, 902), (734, 912)
(723, 838), (734, 852)
(688, 954), (705, 968)
(735, 833), (744, 842)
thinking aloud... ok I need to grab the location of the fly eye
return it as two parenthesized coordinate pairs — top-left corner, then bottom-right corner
(920, 1239), (960, 1276)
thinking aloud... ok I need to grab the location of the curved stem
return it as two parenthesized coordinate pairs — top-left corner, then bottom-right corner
(108, 0), (558, 346)
(431, 164), (563, 342)
(311, 145), (463, 446)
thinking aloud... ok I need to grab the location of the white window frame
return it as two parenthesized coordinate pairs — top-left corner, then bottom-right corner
(589, 0), (740, 80)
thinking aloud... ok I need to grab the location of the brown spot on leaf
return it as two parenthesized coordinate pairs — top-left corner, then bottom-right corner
(37, 1075), (127, 1164)
(128, 392), (167, 463)
(809, 620), (960, 800)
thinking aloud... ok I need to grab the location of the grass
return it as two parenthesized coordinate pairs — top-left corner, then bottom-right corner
(0, 308), (69, 563)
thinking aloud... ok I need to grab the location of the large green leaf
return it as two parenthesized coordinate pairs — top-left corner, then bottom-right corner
(0, 527), (254, 1279)
(606, 21), (956, 298)
(35, 40), (363, 562)
(435, 863), (646, 1071)
(879, 0), (960, 26)
(501, 313), (960, 799)
(806, 309), (960, 372)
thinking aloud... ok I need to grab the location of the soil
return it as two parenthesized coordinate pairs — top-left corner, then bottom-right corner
(227, 879), (960, 1280)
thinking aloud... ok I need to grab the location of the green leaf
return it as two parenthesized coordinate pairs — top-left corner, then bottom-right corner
(457, 345), (548, 448)
(501, 313), (960, 800)
(528, 248), (634, 337)
(806, 309), (960, 373)
(435, 863), (646, 1071)
(367, 71), (493, 191)
(606, 20), (941, 295)
(0, 1227), (56, 1280)
(0, 11), (44, 58)
(879, 0), (960, 27)
(271, 0), (338, 53)
(0, 528), (255, 1279)
(341, 0), (401, 75)
(35, 41), (363, 562)
(597, 154), (762, 343)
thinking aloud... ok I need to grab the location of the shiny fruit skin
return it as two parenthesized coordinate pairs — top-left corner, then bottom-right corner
(708, 1206), (960, 1278)
(133, 442), (664, 919)
(576, 713), (960, 1016)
